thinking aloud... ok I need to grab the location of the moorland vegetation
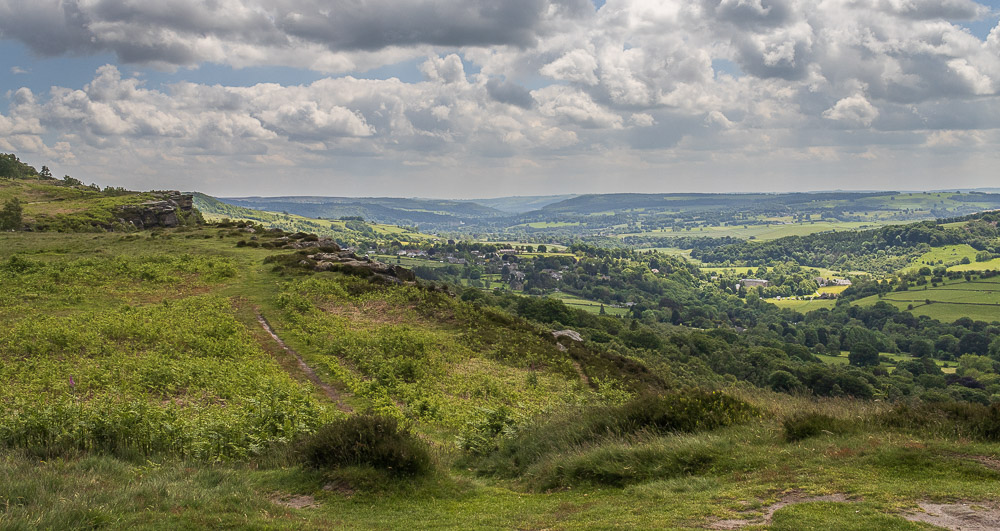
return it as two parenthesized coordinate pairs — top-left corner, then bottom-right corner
(2, 153), (1000, 528)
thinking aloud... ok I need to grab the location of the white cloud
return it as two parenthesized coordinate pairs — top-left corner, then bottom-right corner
(822, 93), (880, 127)
(540, 49), (599, 85)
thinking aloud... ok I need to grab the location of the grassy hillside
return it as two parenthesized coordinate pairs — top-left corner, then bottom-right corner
(0, 177), (161, 231)
(216, 195), (509, 230)
(3, 224), (1000, 528)
(193, 192), (433, 246)
(1, 153), (201, 232)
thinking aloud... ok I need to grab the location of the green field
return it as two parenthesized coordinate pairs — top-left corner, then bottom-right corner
(904, 244), (1000, 274)
(476, 240), (569, 252)
(816, 352), (957, 374)
(701, 265), (846, 279)
(519, 221), (581, 229)
(855, 277), (1000, 323)
(905, 245), (980, 272)
(769, 298), (838, 311)
(635, 247), (696, 261)
(549, 292), (629, 316)
(627, 220), (900, 241)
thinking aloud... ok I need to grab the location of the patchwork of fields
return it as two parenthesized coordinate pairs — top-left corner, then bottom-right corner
(856, 277), (1000, 322)
(624, 220), (896, 241)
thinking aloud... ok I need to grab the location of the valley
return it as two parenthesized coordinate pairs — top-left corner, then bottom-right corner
(2, 155), (1000, 529)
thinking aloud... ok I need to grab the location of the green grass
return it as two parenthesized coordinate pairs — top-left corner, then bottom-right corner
(3, 223), (1000, 528)
(905, 245), (980, 272)
(548, 292), (629, 316)
(816, 352), (957, 374)
(768, 298), (839, 311)
(701, 265), (846, 278)
(0, 178), (157, 231)
(518, 221), (580, 229)
(627, 220), (902, 241)
(815, 352), (850, 366)
(194, 193), (434, 246)
(855, 277), (1000, 323)
(4, 397), (1000, 529)
(903, 244), (1000, 273)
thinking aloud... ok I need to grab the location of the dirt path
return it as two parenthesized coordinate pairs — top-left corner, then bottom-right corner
(571, 360), (591, 386)
(257, 313), (353, 412)
(709, 493), (852, 529)
(903, 502), (1000, 530)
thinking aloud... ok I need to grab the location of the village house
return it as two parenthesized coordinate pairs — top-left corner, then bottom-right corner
(540, 268), (563, 280)
(740, 278), (770, 288)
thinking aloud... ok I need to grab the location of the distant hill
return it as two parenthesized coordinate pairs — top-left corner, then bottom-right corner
(192, 193), (433, 246)
(218, 195), (510, 229)
(208, 190), (1000, 240)
(459, 194), (578, 214)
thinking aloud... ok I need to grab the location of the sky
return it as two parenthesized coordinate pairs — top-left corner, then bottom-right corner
(1, 0), (999, 198)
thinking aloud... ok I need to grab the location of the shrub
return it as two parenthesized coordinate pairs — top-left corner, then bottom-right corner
(298, 414), (431, 475)
(783, 413), (852, 442)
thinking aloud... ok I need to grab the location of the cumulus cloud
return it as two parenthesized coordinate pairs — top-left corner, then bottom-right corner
(486, 79), (536, 109)
(0, 0), (588, 72)
(822, 93), (879, 127)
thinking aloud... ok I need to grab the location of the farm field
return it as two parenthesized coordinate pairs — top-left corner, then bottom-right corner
(625, 220), (900, 241)
(855, 277), (1000, 323)
(634, 247), (696, 260)
(768, 298), (838, 311)
(905, 244), (981, 272)
(518, 221), (580, 229)
(475, 240), (569, 252)
(815, 352), (957, 374)
(700, 265), (846, 279)
(548, 292), (629, 316)
(370, 254), (453, 269)
(903, 244), (1000, 274)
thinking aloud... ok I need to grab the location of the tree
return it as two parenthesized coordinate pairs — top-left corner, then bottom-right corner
(959, 332), (990, 356)
(909, 339), (933, 358)
(768, 370), (802, 393)
(0, 198), (23, 230)
(848, 343), (879, 367)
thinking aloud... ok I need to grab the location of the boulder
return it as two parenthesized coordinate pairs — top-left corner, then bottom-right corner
(115, 191), (195, 230)
(552, 330), (583, 342)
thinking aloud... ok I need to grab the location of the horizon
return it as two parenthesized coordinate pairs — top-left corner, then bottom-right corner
(213, 188), (1000, 202)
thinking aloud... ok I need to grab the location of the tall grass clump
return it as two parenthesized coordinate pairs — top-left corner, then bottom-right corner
(298, 414), (432, 476)
(469, 389), (759, 478)
(881, 401), (1000, 441)
(783, 412), (854, 442)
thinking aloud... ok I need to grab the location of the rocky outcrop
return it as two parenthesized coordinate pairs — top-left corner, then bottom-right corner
(116, 191), (195, 229)
(553, 329), (584, 342)
(307, 250), (416, 283)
